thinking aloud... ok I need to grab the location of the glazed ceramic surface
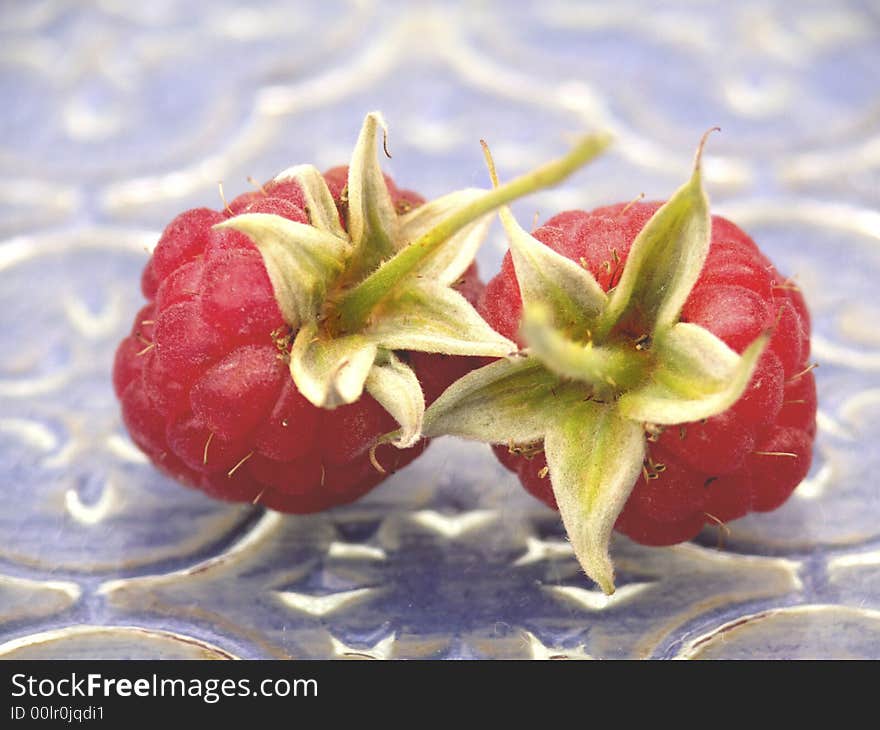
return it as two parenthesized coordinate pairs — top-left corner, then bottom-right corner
(1, 0), (879, 659)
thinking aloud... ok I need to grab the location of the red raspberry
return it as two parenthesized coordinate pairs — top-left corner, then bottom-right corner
(480, 202), (815, 544)
(114, 173), (483, 513)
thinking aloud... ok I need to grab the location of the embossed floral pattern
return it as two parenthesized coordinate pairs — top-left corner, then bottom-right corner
(0, 0), (878, 659)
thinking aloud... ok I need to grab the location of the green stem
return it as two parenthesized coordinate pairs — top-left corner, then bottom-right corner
(336, 132), (613, 332)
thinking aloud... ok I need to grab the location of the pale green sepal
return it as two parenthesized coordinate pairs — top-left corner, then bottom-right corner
(397, 188), (491, 284)
(215, 214), (348, 330)
(618, 324), (769, 424)
(597, 158), (710, 338)
(500, 206), (606, 333)
(656, 321), (741, 387)
(365, 351), (425, 449)
(272, 164), (347, 239)
(421, 355), (577, 445)
(366, 282), (515, 357)
(521, 303), (645, 392)
(346, 112), (399, 268)
(543, 402), (646, 595)
(290, 322), (378, 408)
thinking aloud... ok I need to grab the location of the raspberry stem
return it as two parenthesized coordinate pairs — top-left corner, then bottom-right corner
(335, 132), (612, 333)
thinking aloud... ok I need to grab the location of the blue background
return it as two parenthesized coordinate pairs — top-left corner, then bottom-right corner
(1, 0), (879, 658)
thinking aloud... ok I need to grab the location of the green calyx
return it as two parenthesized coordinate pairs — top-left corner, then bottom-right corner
(214, 112), (611, 450)
(334, 128), (613, 334)
(421, 131), (769, 594)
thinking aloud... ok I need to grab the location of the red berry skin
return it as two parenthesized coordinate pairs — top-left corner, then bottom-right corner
(657, 410), (755, 477)
(479, 202), (815, 542)
(151, 208), (225, 281)
(748, 426), (813, 512)
(114, 173), (478, 512)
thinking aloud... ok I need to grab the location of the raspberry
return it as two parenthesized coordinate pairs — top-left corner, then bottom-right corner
(481, 202), (815, 547)
(114, 170), (485, 513)
(421, 134), (815, 593)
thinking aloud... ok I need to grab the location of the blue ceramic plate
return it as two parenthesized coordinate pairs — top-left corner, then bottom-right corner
(1, 0), (879, 659)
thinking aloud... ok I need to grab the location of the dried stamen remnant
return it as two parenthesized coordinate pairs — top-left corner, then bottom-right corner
(227, 451), (254, 478)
